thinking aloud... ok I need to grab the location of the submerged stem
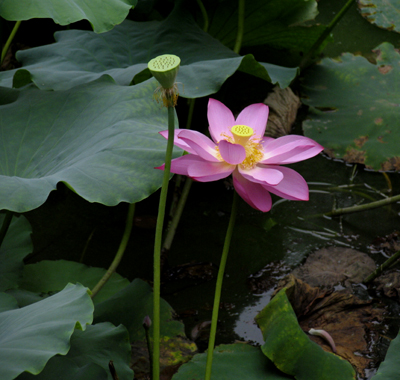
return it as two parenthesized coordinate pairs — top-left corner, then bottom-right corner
(153, 102), (175, 380)
(1, 21), (21, 64)
(91, 203), (135, 298)
(204, 191), (239, 380)
(324, 193), (400, 217)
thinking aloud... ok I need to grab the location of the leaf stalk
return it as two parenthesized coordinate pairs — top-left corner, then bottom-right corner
(204, 191), (239, 380)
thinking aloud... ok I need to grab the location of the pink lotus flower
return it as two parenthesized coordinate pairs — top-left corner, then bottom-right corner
(157, 99), (323, 212)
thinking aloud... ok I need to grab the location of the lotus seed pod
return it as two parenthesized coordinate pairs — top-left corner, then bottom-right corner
(148, 54), (181, 89)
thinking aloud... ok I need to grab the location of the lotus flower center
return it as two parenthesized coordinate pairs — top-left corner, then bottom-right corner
(231, 125), (253, 145)
(229, 125), (263, 169)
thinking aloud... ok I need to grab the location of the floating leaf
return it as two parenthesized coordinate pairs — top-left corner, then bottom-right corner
(19, 260), (129, 304)
(0, 283), (93, 380)
(172, 343), (292, 380)
(0, 214), (32, 291)
(0, 76), (180, 212)
(0, 5), (298, 92)
(0, 0), (137, 33)
(302, 42), (400, 171)
(357, 0), (400, 33)
(256, 288), (356, 380)
(17, 323), (133, 380)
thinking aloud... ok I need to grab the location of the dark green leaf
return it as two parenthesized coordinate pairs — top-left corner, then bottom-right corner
(0, 6), (297, 92)
(0, 292), (18, 312)
(94, 278), (185, 342)
(19, 260), (130, 304)
(0, 214), (32, 291)
(208, 0), (322, 51)
(172, 343), (293, 380)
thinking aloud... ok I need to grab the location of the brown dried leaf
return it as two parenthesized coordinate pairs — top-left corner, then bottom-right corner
(374, 271), (400, 301)
(264, 86), (301, 138)
(343, 148), (366, 165)
(275, 274), (385, 377)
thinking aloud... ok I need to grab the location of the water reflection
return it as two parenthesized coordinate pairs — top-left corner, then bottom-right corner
(233, 289), (274, 344)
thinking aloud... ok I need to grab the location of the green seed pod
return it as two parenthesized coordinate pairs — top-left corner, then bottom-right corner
(148, 54), (181, 89)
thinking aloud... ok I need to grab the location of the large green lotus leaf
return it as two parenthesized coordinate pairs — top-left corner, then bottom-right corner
(302, 42), (400, 171)
(207, 0), (325, 51)
(358, 0), (400, 33)
(17, 323), (133, 380)
(19, 260), (129, 305)
(0, 0), (137, 33)
(0, 76), (180, 212)
(0, 214), (32, 291)
(372, 329), (400, 379)
(172, 343), (293, 380)
(256, 289), (355, 380)
(0, 283), (93, 380)
(94, 278), (184, 342)
(0, 5), (298, 92)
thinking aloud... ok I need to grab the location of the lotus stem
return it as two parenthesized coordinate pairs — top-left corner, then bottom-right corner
(300, 0), (354, 69)
(153, 99), (176, 380)
(233, 0), (245, 54)
(162, 98), (196, 252)
(1, 21), (21, 64)
(204, 191), (239, 380)
(91, 203), (135, 298)
(363, 250), (400, 284)
(196, 0), (209, 32)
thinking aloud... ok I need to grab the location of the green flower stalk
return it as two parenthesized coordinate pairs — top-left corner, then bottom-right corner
(148, 54), (180, 107)
(148, 54), (180, 380)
